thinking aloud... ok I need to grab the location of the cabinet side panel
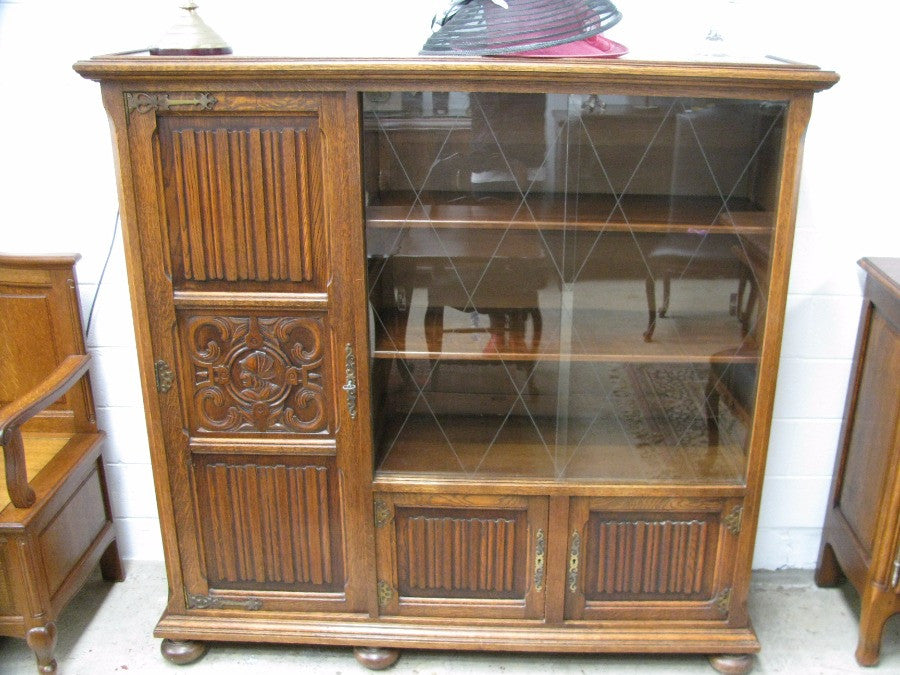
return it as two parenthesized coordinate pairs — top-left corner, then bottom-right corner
(37, 469), (107, 596)
(838, 311), (900, 553)
(0, 540), (15, 614)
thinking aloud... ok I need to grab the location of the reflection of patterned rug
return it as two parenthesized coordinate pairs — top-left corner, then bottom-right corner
(609, 363), (743, 449)
(377, 359), (747, 481)
(386, 359), (745, 452)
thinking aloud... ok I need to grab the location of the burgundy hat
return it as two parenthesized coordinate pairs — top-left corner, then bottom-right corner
(421, 0), (623, 56)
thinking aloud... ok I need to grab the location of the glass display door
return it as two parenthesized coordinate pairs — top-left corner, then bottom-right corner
(362, 90), (785, 486)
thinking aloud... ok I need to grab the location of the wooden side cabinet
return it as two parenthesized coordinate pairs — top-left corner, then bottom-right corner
(74, 55), (838, 673)
(816, 257), (900, 666)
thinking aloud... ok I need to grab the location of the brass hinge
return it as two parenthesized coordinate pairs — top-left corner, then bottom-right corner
(376, 580), (394, 609)
(186, 592), (262, 611)
(567, 531), (581, 593)
(533, 529), (546, 591)
(714, 587), (732, 615)
(724, 506), (743, 535)
(154, 359), (174, 393)
(342, 343), (358, 420)
(125, 92), (218, 116)
(374, 499), (392, 528)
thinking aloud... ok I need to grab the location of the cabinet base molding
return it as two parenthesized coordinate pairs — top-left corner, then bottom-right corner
(155, 613), (760, 655)
(354, 646), (401, 670)
(708, 654), (754, 674)
(160, 638), (209, 665)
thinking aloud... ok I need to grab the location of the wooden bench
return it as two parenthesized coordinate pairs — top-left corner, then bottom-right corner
(0, 254), (123, 674)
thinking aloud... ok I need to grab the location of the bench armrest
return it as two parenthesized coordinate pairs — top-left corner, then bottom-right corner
(0, 354), (92, 508)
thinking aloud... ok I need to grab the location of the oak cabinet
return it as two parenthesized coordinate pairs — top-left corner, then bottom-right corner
(816, 258), (900, 666)
(75, 55), (838, 672)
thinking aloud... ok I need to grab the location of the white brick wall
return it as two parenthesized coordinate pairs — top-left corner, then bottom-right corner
(1, 0), (898, 567)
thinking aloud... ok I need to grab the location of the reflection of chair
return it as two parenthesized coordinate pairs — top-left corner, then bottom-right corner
(643, 103), (766, 343)
(643, 233), (757, 342)
(702, 239), (768, 445)
(0, 254), (123, 674)
(705, 358), (757, 446)
(423, 259), (545, 357)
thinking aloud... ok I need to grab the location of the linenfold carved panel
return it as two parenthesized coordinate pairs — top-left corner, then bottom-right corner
(395, 508), (526, 599)
(184, 314), (330, 435)
(583, 513), (717, 600)
(159, 116), (323, 287)
(195, 459), (343, 592)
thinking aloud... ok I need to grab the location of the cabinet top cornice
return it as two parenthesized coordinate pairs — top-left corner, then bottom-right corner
(74, 55), (838, 95)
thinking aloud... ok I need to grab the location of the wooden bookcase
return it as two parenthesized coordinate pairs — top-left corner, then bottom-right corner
(74, 56), (838, 672)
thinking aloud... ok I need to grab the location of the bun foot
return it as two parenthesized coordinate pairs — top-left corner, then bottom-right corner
(709, 653), (753, 674)
(354, 646), (400, 670)
(161, 638), (209, 665)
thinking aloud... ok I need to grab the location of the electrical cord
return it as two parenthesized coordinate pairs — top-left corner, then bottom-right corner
(85, 210), (120, 337)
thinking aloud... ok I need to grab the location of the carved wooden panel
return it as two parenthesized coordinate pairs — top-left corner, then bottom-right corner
(159, 115), (324, 288)
(193, 455), (344, 592)
(394, 506), (527, 600)
(582, 512), (717, 601)
(182, 313), (331, 435)
(567, 498), (738, 621)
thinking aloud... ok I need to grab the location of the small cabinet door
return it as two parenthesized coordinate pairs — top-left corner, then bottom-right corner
(374, 492), (548, 619)
(565, 496), (742, 622)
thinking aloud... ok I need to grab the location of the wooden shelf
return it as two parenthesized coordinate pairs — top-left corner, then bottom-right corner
(372, 307), (759, 364)
(376, 414), (746, 484)
(367, 192), (771, 235)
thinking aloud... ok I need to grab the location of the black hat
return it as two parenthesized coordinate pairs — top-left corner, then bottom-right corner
(422, 0), (622, 56)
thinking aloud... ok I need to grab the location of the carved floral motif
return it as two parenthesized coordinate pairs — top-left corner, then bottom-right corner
(187, 315), (328, 434)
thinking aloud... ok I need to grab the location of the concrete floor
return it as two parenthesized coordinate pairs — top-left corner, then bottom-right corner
(1, 563), (898, 674)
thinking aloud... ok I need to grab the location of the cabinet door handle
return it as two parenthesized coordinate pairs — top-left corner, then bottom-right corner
(155, 359), (174, 393)
(568, 530), (582, 593)
(342, 343), (358, 420)
(533, 529), (546, 591)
